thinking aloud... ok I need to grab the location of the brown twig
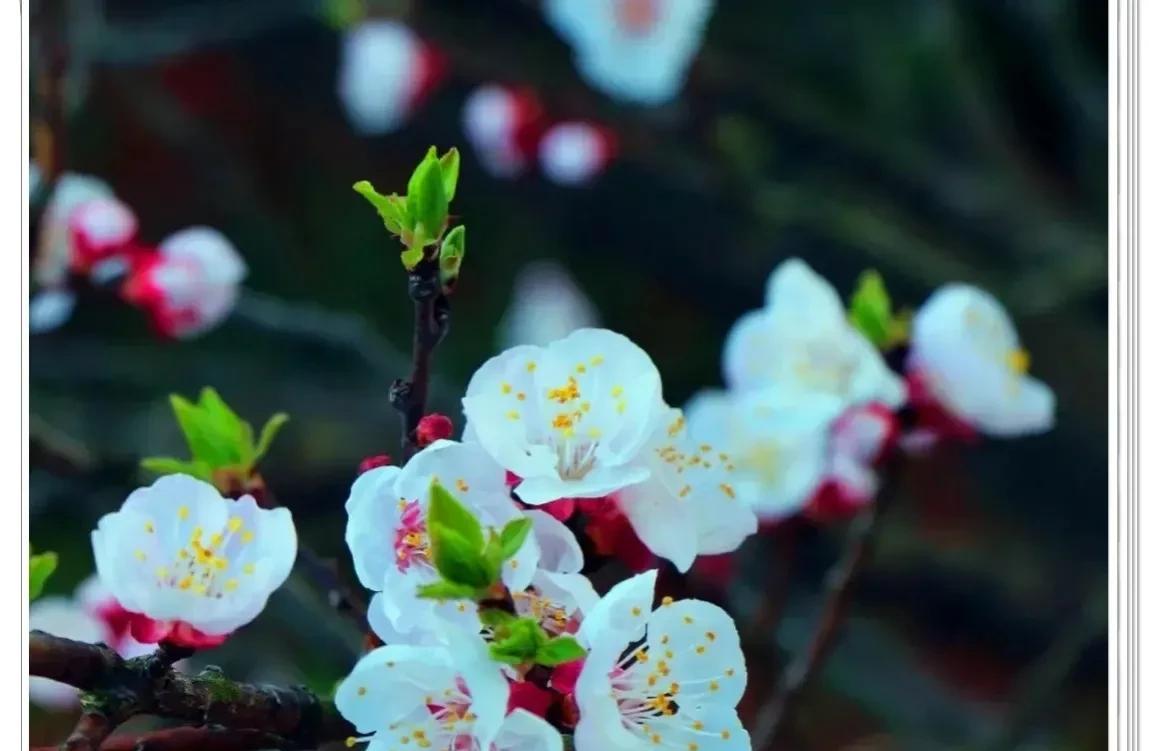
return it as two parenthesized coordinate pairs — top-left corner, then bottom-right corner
(389, 257), (449, 459)
(750, 518), (803, 647)
(30, 631), (355, 748)
(751, 460), (903, 750)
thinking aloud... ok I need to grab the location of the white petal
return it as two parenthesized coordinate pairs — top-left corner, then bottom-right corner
(577, 569), (657, 649)
(616, 474), (699, 573)
(494, 708), (564, 751)
(646, 599), (747, 706)
(338, 21), (422, 135)
(334, 644), (454, 732)
(515, 463), (650, 504)
(29, 288), (75, 333)
(498, 261), (599, 348)
(525, 510), (583, 574)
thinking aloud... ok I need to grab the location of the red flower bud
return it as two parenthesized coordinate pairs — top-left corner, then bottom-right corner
(358, 454), (393, 475)
(415, 413), (454, 447)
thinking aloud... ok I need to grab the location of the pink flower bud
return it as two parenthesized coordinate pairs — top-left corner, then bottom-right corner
(415, 413), (454, 447)
(538, 122), (616, 185)
(358, 454), (393, 475)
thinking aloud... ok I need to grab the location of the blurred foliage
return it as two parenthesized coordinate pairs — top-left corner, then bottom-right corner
(29, 0), (1106, 749)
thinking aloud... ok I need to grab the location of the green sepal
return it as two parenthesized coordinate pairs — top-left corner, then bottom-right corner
(439, 148), (460, 202)
(848, 270), (897, 350)
(353, 180), (406, 235)
(439, 225), (465, 289)
(429, 524), (492, 589)
(417, 580), (484, 601)
(488, 617), (548, 665)
(253, 413), (290, 464)
(140, 456), (214, 482)
(428, 481), (484, 552)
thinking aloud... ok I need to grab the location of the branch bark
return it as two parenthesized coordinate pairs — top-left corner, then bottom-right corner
(30, 631), (355, 749)
(751, 459), (903, 750)
(390, 257), (449, 459)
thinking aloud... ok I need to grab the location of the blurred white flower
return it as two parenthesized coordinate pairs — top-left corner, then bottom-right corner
(574, 570), (750, 751)
(685, 388), (842, 521)
(28, 288), (76, 334)
(29, 576), (157, 709)
(122, 227), (247, 339)
(34, 172), (116, 288)
(463, 84), (544, 178)
(346, 440), (538, 642)
(538, 122), (615, 185)
(338, 20), (440, 135)
(498, 261), (599, 349)
(542, 0), (715, 105)
(91, 474), (297, 641)
(909, 284), (1055, 437)
(335, 630), (525, 751)
(462, 328), (663, 504)
(723, 258), (906, 411)
(615, 405), (757, 572)
(804, 404), (899, 522)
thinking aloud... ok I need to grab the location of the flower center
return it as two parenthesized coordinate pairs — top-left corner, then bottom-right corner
(514, 590), (576, 635)
(393, 500), (431, 573)
(144, 512), (255, 599)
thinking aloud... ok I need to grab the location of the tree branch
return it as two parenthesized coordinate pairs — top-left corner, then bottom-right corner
(751, 459), (903, 750)
(34, 726), (289, 751)
(30, 631), (355, 748)
(390, 258), (449, 459)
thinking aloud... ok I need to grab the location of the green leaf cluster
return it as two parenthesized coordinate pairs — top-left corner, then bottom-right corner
(353, 147), (466, 279)
(140, 387), (289, 484)
(29, 549), (58, 601)
(415, 482), (532, 599)
(483, 611), (586, 667)
(847, 270), (911, 351)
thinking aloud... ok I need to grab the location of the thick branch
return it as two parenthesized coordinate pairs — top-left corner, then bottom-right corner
(34, 726), (288, 751)
(30, 631), (354, 747)
(751, 460), (903, 750)
(390, 257), (449, 459)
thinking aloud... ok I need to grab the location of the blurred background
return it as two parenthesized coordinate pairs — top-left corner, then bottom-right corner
(28, 0), (1107, 749)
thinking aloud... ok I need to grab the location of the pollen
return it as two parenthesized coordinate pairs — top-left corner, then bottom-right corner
(709, 681), (719, 692)
(690, 744), (699, 751)
(552, 413), (576, 431)
(683, 615), (694, 624)
(178, 576), (193, 590)
(357, 686), (367, 696)
(692, 721), (704, 731)
(590, 355), (604, 366)
(144, 521), (155, 534)
(721, 730), (731, 740)
(705, 631), (717, 641)
(631, 606), (642, 616)
(501, 382), (512, 395)
(526, 361), (537, 373)
(228, 517), (243, 532)
(1007, 348), (1030, 374)
(243, 563), (256, 575)
(134, 550), (147, 561)
(546, 377), (581, 404)
(696, 645), (707, 654)
(662, 596), (674, 606)
(177, 505), (190, 520)
(516, 392), (526, 401)
(576, 363), (587, 374)
(725, 668), (736, 677)
(616, 401), (627, 414)
(660, 634), (670, 645)
(588, 426), (603, 439)
(225, 579), (239, 592)
(455, 478), (470, 493)
(241, 531), (255, 544)
(678, 484), (692, 498)
(506, 410), (521, 421)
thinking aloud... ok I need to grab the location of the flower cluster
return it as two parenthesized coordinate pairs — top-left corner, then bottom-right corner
(30, 171), (246, 338)
(684, 258), (1056, 523)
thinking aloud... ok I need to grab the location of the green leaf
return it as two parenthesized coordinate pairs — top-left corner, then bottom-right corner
(848, 270), (895, 349)
(439, 148), (460, 202)
(408, 147), (448, 239)
(353, 180), (406, 235)
(488, 617), (547, 665)
(481, 530), (504, 585)
(535, 636), (587, 667)
(479, 609), (517, 629)
(439, 225), (465, 288)
(400, 246), (425, 271)
(252, 412), (290, 464)
(29, 551), (58, 601)
(417, 580), (483, 600)
(498, 517), (532, 562)
(140, 456), (214, 482)
(429, 524), (492, 589)
(428, 481), (484, 552)
(198, 387), (253, 466)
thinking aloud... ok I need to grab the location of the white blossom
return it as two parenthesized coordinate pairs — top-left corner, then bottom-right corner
(538, 122), (613, 185)
(91, 474), (297, 637)
(346, 440), (539, 643)
(542, 0), (715, 105)
(335, 629), (519, 751)
(338, 21), (434, 135)
(722, 258), (905, 411)
(34, 172), (115, 288)
(122, 227), (246, 339)
(615, 405), (757, 572)
(909, 284), (1055, 437)
(462, 328), (664, 504)
(498, 261), (599, 349)
(28, 288), (76, 334)
(462, 85), (542, 178)
(685, 388), (843, 521)
(575, 570), (750, 751)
